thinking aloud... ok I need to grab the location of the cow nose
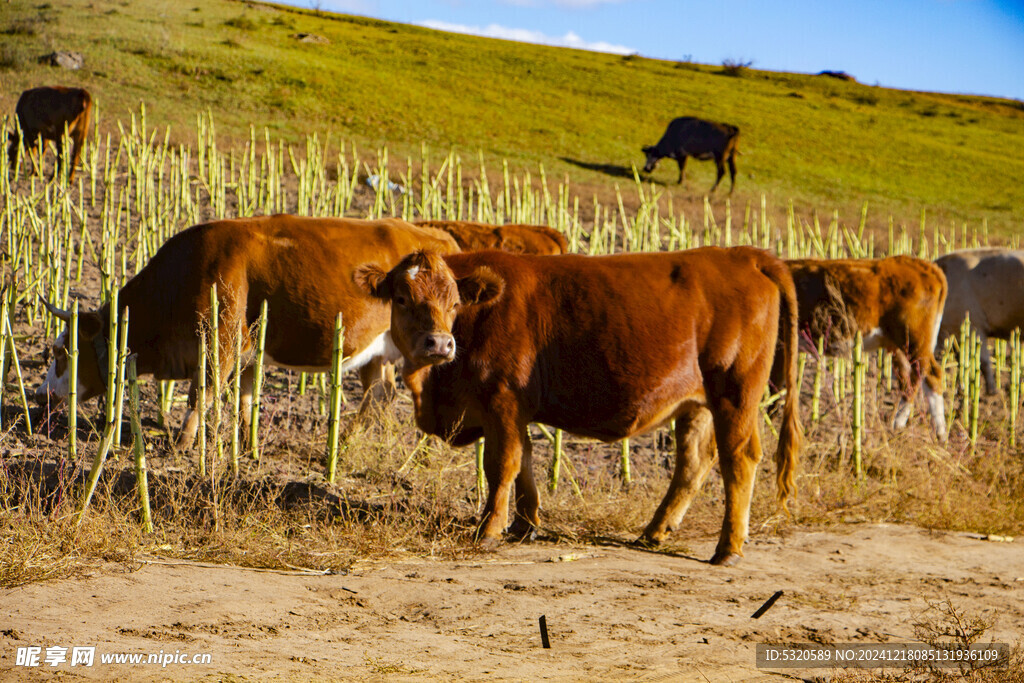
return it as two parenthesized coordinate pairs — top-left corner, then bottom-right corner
(423, 333), (455, 358)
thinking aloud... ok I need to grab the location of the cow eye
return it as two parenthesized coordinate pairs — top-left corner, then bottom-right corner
(394, 295), (407, 307)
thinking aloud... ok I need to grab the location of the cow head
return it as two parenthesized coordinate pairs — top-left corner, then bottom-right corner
(33, 298), (109, 405)
(641, 145), (662, 173)
(354, 251), (504, 370)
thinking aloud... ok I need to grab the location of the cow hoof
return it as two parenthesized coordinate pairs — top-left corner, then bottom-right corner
(634, 535), (661, 549)
(710, 551), (742, 567)
(174, 432), (195, 452)
(477, 536), (502, 550)
(507, 519), (537, 542)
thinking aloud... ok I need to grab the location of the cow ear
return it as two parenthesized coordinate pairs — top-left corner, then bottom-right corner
(80, 312), (104, 339)
(457, 266), (504, 307)
(354, 264), (392, 300)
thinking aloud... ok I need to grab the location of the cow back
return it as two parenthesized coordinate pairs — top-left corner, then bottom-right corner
(415, 220), (568, 255)
(657, 117), (740, 157)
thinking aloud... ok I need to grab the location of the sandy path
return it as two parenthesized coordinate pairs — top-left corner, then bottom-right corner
(2, 523), (1021, 681)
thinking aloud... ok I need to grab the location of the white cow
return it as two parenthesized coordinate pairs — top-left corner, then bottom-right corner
(935, 248), (1024, 394)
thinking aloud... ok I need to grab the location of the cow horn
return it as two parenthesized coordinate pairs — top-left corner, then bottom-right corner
(40, 297), (73, 322)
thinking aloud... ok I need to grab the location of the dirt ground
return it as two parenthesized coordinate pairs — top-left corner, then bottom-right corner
(1, 523), (1021, 682)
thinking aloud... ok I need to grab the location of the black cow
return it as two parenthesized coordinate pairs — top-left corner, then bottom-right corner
(642, 117), (740, 192)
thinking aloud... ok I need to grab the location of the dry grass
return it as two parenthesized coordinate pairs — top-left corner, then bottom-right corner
(0, 457), (140, 588)
(830, 599), (1024, 682)
(0, 392), (489, 587)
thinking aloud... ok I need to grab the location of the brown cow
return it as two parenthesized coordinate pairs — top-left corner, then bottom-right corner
(7, 86), (92, 181)
(34, 215), (459, 447)
(782, 256), (948, 440)
(414, 220), (568, 255)
(642, 117), (740, 192)
(936, 248), (1024, 394)
(355, 247), (802, 565)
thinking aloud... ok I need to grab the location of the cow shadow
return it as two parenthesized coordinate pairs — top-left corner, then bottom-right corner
(562, 532), (709, 565)
(559, 157), (642, 181)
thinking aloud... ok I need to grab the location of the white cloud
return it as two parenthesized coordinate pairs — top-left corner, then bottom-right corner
(419, 19), (635, 54)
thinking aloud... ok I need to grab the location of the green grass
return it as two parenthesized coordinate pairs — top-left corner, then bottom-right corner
(1, 0), (1023, 236)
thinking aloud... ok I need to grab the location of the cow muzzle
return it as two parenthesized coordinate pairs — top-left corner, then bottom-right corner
(32, 372), (66, 405)
(417, 332), (456, 364)
(33, 356), (81, 405)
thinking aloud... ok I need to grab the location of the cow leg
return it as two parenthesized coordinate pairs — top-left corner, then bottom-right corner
(346, 358), (398, 432)
(6, 137), (19, 171)
(710, 155), (726, 193)
(640, 405), (716, 546)
(177, 372), (213, 450)
(978, 333), (997, 395)
(477, 399), (532, 544)
(53, 136), (66, 181)
(358, 358), (398, 406)
(922, 373), (948, 442)
(892, 349), (916, 429)
(68, 127), (87, 182)
(704, 386), (764, 566)
(24, 136), (43, 178)
(676, 155), (687, 184)
(727, 154), (737, 193)
(237, 365), (255, 442)
(507, 432), (540, 541)
(177, 325), (241, 450)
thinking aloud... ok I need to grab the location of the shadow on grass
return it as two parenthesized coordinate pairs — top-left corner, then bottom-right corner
(559, 157), (645, 182)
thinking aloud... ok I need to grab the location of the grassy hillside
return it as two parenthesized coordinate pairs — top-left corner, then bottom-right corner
(2, 0), (1023, 237)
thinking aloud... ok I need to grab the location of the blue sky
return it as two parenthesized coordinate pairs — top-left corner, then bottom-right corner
(285, 0), (1024, 100)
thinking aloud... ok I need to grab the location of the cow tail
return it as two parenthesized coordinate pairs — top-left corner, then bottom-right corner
(728, 125), (740, 157)
(763, 258), (802, 513)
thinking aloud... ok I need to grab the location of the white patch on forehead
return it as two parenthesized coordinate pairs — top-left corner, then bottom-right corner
(406, 265), (420, 280)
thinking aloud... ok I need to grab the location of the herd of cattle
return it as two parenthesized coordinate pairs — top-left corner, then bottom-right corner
(29, 214), (1024, 565)
(10, 88), (1024, 564)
